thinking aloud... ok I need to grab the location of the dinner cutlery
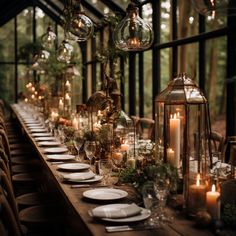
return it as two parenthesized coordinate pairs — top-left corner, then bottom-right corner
(105, 225), (156, 232)
(71, 184), (109, 188)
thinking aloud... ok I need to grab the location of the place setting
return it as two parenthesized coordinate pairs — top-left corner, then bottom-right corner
(31, 132), (53, 137)
(37, 141), (62, 147)
(88, 203), (151, 224)
(46, 154), (76, 162)
(43, 147), (68, 154)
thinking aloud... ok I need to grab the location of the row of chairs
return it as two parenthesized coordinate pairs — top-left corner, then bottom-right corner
(0, 101), (64, 236)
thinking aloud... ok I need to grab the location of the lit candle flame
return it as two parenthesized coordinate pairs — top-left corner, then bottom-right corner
(196, 173), (200, 186)
(211, 184), (216, 192)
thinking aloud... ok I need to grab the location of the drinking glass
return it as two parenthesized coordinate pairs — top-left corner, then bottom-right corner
(154, 176), (171, 224)
(73, 132), (84, 161)
(142, 183), (160, 227)
(84, 141), (96, 167)
(100, 159), (112, 185)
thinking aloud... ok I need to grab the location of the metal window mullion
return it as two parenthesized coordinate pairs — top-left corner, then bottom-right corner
(129, 53), (136, 116)
(14, 16), (18, 103)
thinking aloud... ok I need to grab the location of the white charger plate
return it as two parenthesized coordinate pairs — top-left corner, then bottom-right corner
(57, 163), (90, 171)
(76, 175), (103, 183)
(32, 133), (52, 137)
(35, 137), (56, 141)
(83, 188), (128, 201)
(46, 154), (75, 161)
(90, 204), (151, 223)
(43, 147), (68, 154)
(38, 141), (61, 147)
(61, 171), (95, 182)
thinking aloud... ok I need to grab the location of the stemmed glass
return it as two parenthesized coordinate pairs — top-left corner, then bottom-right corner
(73, 131), (84, 161)
(84, 141), (96, 168)
(100, 159), (113, 185)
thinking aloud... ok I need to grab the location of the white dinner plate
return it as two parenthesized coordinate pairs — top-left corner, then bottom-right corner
(46, 154), (75, 161)
(76, 175), (103, 183)
(57, 163), (90, 171)
(83, 188), (128, 201)
(26, 124), (43, 127)
(61, 171), (95, 182)
(43, 147), (68, 154)
(37, 141), (61, 147)
(32, 133), (52, 137)
(30, 128), (48, 133)
(35, 137), (56, 141)
(90, 204), (151, 223)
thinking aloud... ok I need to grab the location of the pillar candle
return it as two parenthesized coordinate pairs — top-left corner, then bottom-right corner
(127, 157), (136, 169)
(167, 148), (175, 166)
(59, 99), (64, 111)
(65, 80), (71, 92)
(72, 117), (79, 130)
(65, 93), (71, 106)
(169, 113), (181, 168)
(188, 174), (206, 215)
(206, 184), (220, 219)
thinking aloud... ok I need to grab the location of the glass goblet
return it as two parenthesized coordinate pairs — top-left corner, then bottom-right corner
(142, 183), (160, 227)
(73, 132), (84, 161)
(84, 141), (96, 167)
(99, 159), (112, 185)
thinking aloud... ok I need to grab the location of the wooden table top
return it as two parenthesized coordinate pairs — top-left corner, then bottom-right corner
(11, 104), (215, 236)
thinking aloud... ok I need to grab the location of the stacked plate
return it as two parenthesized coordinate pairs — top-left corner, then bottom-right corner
(37, 141), (61, 147)
(89, 203), (151, 223)
(46, 154), (75, 161)
(43, 147), (68, 154)
(57, 163), (90, 171)
(60, 171), (102, 183)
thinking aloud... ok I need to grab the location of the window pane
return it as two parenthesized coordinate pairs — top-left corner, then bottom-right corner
(161, 0), (171, 43)
(0, 19), (14, 62)
(205, 37), (226, 136)
(178, 43), (199, 82)
(160, 48), (170, 91)
(143, 50), (152, 118)
(177, 1), (199, 39)
(0, 65), (15, 103)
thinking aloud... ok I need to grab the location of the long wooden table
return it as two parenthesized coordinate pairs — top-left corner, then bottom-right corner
(11, 104), (215, 236)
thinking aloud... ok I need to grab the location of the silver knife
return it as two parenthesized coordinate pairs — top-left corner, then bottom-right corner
(105, 225), (156, 232)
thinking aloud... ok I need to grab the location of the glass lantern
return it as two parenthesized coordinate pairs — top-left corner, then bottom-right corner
(155, 73), (212, 215)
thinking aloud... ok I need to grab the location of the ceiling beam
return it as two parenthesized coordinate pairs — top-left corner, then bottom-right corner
(81, 0), (104, 19)
(0, 0), (29, 27)
(100, 0), (125, 16)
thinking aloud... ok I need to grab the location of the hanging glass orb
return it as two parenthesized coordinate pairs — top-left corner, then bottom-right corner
(113, 3), (153, 52)
(37, 50), (50, 64)
(41, 26), (56, 49)
(65, 2), (94, 42)
(57, 40), (74, 63)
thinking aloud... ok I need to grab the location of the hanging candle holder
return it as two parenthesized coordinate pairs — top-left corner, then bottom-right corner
(155, 73), (212, 216)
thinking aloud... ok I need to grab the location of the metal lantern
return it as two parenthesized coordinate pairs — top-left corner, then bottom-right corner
(155, 73), (212, 215)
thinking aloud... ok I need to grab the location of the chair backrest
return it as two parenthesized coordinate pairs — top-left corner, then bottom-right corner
(138, 117), (155, 140)
(0, 128), (11, 162)
(209, 131), (225, 161)
(0, 189), (22, 236)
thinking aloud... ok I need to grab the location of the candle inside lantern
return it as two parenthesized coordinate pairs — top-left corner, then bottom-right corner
(51, 111), (59, 122)
(188, 174), (206, 215)
(169, 113), (181, 168)
(72, 117), (79, 130)
(65, 80), (71, 92)
(59, 98), (64, 111)
(65, 93), (71, 106)
(206, 184), (220, 220)
(127, 157), (136, 169)
(167, 148), (175, 166)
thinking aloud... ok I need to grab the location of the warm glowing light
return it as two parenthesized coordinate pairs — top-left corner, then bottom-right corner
(211, 184), (216, 192)
(196, 173), (200, 186)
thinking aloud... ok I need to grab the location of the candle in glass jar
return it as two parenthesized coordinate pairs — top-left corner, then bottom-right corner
(51, 111), (59, 122)
(188, 174), (206, 214)
(59, 99), (64, 111)
(169, 113), (181, 168)
(167, 148), (175, 166)
(65, 80), (71, 92)
(127, 157), (136, 169)
(206, 184), (220, 219)
(65, 93), (71, 106)
(72, 117), (79, 130)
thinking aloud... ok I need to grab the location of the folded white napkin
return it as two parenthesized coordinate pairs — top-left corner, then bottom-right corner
(91, 203), (142, 219)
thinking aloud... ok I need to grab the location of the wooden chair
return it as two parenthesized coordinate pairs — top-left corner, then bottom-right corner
(209, 131), (225, 161)
(137, 117), (155, 140)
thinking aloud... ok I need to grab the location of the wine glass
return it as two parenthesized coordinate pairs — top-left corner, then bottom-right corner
(142, 183), (160, 227)
(100, 159), (113, 185)
(73, 132), (84, 161)
(84, 141), (96, 167)
(154, 175), (171, 224)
